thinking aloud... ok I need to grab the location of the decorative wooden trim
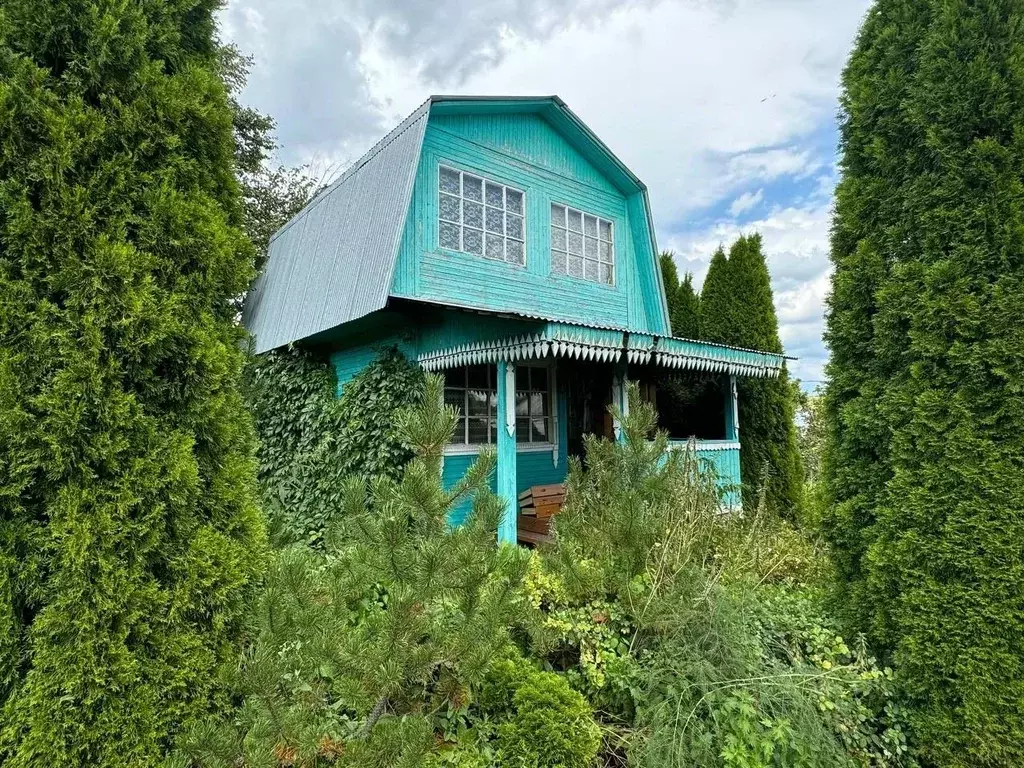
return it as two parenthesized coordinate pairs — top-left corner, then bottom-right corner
(418, 322), (785, 379)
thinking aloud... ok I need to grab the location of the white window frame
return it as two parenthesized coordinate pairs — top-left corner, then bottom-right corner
(442, 362), (558, 456)
(550, 202), (615, 286)
(437, 165), (526, 267)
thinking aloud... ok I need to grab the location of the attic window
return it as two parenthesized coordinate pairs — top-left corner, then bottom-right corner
(438, 165), (525, 266)
(550, 204), (614, 285)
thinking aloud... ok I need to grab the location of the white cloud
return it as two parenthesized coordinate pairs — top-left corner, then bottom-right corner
(664, 198), (834, 384)
(223, 0), (872, 386)
(354, 0), (870, 224)
(729, 188), (764, 217)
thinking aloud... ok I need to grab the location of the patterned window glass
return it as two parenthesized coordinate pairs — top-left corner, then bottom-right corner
(438, 166), (526, 266)
(550, 203), (614, 285)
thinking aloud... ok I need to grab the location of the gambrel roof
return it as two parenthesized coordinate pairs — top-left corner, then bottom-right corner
(241, 96), (670, 354)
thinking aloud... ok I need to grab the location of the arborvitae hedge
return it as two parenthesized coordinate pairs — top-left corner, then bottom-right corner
(698, 246), (733, 341)
(823, 1), (1024, 764)
(659, 252), (681, 330)
(659, 250), (702, 339)
(674, 272), (701, 339)
(699, 235), (802, 513)
(0, 2), (265, 764)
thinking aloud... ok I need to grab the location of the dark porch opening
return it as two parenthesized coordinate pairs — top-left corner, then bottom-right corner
(561, 362), (729, 457)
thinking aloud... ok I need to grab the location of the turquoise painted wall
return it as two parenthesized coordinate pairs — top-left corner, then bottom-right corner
(391, 112), (669, 335)
(327, 315), (571, 528)
(692, 442), (743, 509)
(443, 364), (570, 528)
(327, 307), (544, 392)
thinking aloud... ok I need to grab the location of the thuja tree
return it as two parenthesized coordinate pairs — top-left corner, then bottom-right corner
(659, 252), (681, 330)
(170, 374), (530, 767)
(823, 1), (1024, 763)
(700, 235), (802, 513)
(659, 250), (701, 339)
(674, 271), (701, 339)
(0, 2), (265, 764)
(245, 347), (425, 546)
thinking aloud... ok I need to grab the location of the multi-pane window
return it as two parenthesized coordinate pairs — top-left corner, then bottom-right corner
(444, 365), (496, 446)
(515, 366), (552, 444)
(444, 364), (552, 446)
(550, 203), (614, 285)
(438, 166), (525, 266)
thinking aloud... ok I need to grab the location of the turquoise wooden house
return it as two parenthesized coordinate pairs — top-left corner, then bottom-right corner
(242, 95), (787, 543)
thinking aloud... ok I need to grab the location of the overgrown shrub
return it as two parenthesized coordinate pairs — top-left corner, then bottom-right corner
(531, 384), (910, 767)
(479, 658), (601, 768)
(169, 374), (529, 767)
(246, 346), (424, 545)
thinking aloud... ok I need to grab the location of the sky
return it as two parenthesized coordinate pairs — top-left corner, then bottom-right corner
(220, 0), (874, 387)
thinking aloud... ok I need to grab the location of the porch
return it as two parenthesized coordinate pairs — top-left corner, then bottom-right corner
(420, 319), (785, 543)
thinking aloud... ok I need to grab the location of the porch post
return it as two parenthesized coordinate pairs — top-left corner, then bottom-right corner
(725, 374), (739, 442)
(496, 360), (518, 545)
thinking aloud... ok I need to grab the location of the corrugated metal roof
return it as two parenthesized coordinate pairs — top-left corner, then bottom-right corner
(242, 95), (673, 352)
(242, 101), (430, 354)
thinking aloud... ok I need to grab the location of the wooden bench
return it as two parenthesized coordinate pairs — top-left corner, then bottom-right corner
(516, 483), (565, 546)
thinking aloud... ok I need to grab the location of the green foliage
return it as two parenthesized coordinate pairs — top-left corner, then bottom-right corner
(756, 585), (916, 768)
(545, 389), (726, 643)
(675, 272), (702, 339)
(171, 374), (531, 767)
(219, 44), (319, 273)
(660, 251), (681, 327)
(823, 1), (1024, 763)
(699, 246), (737, 341)
(0, 2), (266, 764)
(660, 251), (702, 339)
(527, 386), (909, 767)
(796, 390), (825, 487)
(246, 346), (424, 545)
(487, 663), (598, 768)
(698, 236), (803, 514)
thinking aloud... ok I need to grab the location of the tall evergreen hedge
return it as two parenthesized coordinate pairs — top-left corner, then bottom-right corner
(659, 251), (700, 338)
(674, 272), (701, 339)
(700, 235), (802, 513)
(0, 2), (265, 764)
(659, 251), (681, 329)
(823, 1), (1024, 764)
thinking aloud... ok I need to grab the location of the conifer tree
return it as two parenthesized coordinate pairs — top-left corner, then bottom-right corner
(171, 375), (530, 767)
(659, 251), (681, 326)
(659, 251), (700, 337)
(0, 2), (265, 764)
(698, 246), (733, 341)
(698, 236), (802, 513)
(823, 1), (1024, 763)
(674, 272), (701, 339)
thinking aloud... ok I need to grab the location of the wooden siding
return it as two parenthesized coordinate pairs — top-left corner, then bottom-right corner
(327, 307), (543, 392)
(391, 112), (668, 335)
(444, 371), (570, 528)
(692, 441), (743, 509)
